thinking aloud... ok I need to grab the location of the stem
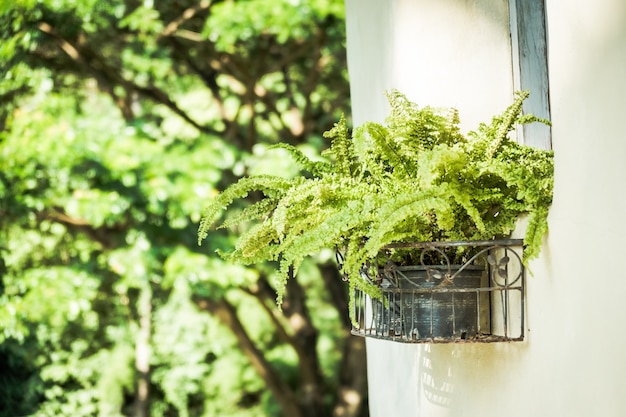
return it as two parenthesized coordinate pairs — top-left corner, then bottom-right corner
(134, 283), (152, 417)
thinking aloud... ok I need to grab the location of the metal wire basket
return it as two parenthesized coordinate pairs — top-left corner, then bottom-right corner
(347, 239), (525, 343)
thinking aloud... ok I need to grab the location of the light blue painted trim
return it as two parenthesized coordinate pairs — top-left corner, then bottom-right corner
(509, 0), (552, 150)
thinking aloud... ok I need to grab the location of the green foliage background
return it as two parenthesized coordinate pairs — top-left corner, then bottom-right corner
(0, 1), (366, 416)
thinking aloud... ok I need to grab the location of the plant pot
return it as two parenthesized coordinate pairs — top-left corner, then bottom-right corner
(373, 265), (485, 341)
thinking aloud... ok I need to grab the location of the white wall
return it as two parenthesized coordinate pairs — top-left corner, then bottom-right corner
(346, 0), (512, 127)
(345, 0), (626, 416)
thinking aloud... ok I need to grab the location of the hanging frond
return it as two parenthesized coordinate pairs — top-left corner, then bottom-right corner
(197, 175), (296, 244)
(322, 113), (357, 177)
(218, 198), (280, 230)
(358, 121), (412, 178)
(268, 143), (332, 177)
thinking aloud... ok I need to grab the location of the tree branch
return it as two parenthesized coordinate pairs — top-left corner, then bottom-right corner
(37, 21), (216, 135)
(159, 0), (213, 39)
(253, 86), (299, 142)
(242, 275), (293, 345)
(165, 36), (229, 122)
(133, 284), (152, 417)
(193, 296), (305, 417)
(281, 271), (326, 417)
(301, 29), (325, 139)
(39, 208), (125, 249)
(319, 263), (368, 417)
(332, 335), (368, 417)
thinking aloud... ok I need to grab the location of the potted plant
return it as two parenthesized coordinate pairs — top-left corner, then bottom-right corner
(197, 90), (554, 339)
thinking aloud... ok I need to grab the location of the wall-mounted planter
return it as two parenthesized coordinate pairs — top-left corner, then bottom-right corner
(350, 239), (525, 343)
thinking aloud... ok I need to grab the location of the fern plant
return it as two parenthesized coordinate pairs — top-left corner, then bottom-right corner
(198, 90), (554, 314)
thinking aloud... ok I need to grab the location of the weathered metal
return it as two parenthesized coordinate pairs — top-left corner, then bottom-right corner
(347, 240), (525, 343)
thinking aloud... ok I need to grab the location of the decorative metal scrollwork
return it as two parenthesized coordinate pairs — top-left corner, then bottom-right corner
(348, 239), (526, 344)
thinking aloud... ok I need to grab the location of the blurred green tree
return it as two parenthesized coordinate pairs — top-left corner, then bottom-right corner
(0, 1), (367, 416)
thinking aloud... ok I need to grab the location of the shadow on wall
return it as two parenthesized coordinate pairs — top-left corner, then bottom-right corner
(419, 345), (456, 407)
(418, 342), (529, 411)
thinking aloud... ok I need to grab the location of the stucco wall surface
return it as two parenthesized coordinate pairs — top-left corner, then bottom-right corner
(345, 0), (626, 416)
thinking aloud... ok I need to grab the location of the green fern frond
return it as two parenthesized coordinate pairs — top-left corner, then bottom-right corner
(350, 127), (388, 183)
(445, 182), (486, 233)
(227, 221), (280, 262)
(272, 182), (316, 239)
(271, 176), (351, 238)
(357, 191), (449, 263)
(274, 258), (294, 307)
(517, 113), (551, 126)
(386, 91), (458, 150)
(322, 114), (357, 176)
(198, 175), (295, 245)
(359, 121), (412, 177)
(414, 144), (467, 188)
(268, 143), (332, 177)
(385, 89), (420, 122)
(442, 108), (463, 144)
(485, 90), (529, 158)
(219, 198), (279, 230)
(281, 199), (368, 257)
(523, 205), (550, 261)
